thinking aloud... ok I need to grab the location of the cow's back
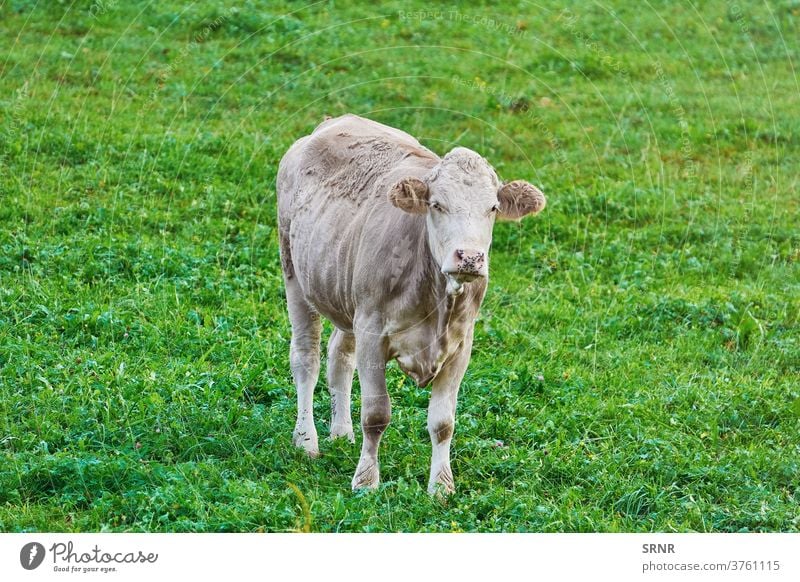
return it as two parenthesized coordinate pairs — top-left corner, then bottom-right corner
(278, 114), (437, 205)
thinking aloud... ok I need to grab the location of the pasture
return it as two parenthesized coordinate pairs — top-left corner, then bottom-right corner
(0, 0), (798, 532)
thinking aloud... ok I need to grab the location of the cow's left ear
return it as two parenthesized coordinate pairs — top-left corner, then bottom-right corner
(389, 177), (429, 214)
(497, 180), (546, 221)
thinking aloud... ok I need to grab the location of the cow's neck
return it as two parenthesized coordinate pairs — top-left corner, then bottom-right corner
(435, 272), (484, 341)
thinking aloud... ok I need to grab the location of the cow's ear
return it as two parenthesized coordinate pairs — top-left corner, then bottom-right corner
(389, 177), (429, 214)
(496, 180), (546, 221)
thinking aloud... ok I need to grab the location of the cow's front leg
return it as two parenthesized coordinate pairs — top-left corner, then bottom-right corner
(352, 334), (390, 490)
(427, 330), (473, 495)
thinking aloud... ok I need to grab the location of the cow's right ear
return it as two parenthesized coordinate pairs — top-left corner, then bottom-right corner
(389, 177), (429, 214)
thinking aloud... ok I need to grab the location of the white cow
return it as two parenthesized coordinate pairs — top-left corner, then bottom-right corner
(277, 114), (546, 493)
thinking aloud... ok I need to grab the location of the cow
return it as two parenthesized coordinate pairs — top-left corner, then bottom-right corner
(276, 114), (546, 494)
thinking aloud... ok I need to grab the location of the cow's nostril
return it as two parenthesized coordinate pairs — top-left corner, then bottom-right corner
(445, 248), (487, 279)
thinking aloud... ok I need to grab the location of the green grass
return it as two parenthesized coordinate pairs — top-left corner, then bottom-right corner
(1, 0), (798, 532)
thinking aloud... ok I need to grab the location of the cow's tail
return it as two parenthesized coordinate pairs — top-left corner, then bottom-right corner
(276, 157), (295, 281)
(278, 221), (294, 280)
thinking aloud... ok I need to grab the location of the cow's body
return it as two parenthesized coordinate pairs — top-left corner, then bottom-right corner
(277, 114), (545, 493)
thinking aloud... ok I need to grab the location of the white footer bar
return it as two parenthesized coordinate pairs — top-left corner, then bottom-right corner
(1, 533), (797, 581)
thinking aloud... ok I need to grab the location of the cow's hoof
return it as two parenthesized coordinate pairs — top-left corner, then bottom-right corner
(351, 462), (380, 491)
(293, 429), (320, 458)
(330, 423), (355, 443)
(428, 467), (455, 496)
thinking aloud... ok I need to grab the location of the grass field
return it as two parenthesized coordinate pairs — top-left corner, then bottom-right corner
(1, 0), (798, 532)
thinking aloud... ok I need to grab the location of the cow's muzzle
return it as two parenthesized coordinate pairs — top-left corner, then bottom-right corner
(441, 248), (488, 283)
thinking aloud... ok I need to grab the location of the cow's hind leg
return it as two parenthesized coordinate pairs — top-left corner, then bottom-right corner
(286, 277), (322, 457)
(327, 328), (356, 442)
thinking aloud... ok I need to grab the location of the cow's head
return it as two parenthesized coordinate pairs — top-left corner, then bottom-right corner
(389, 147), (546, 294)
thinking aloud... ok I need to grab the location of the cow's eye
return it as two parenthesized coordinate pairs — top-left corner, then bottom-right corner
(489, 204), (500, 214)
(430, 201), (444, 212)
